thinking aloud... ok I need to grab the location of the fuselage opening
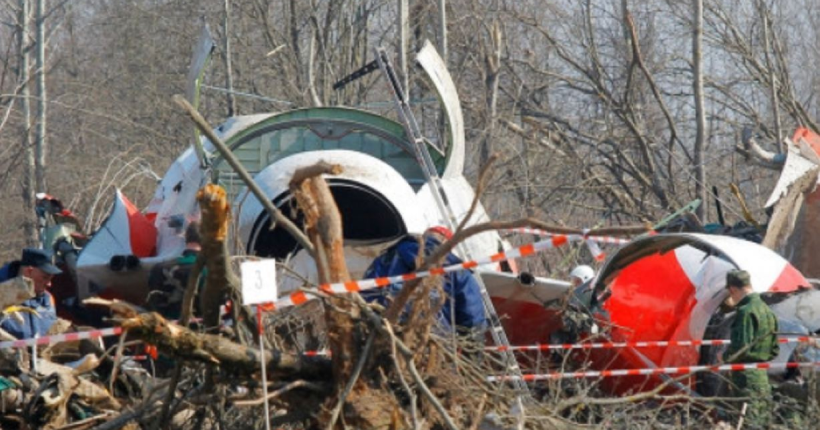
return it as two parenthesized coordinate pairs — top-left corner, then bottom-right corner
(247, 178), (407, 259)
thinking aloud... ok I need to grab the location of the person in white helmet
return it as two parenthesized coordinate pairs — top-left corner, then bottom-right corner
(569, 265), (595, 288)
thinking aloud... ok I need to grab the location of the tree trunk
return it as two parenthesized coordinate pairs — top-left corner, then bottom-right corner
(693, 0), (707, 221)
(34, 0), (46, 193)
(759, 0), (782, 149)
(288, 162), (355, 384)
(289, 163), (401, 429)
(18, 0), (36, 246)
(480, 20), (502, 169)
(195, 184), (253, 343)
(398, 0), (409, 93)
(222, 0), (236, 117)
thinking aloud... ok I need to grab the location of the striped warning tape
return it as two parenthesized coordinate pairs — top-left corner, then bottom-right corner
(297, 336), (818, 357)
(488, 361), (820, 382)
(504, 228), (631, 262)
(270, 234), (576, 310)
(269, 230), (636, 311)
(502, 228), (632, 245)
(487, 336), (818, 352)
(0, 326), (122, 350)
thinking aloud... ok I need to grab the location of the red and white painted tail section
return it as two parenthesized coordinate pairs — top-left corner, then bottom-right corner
(77, 190), (157, 265)
(485, 232), (811, 394)
(588, 233), (809, 393)
(75, 190), (159, 304)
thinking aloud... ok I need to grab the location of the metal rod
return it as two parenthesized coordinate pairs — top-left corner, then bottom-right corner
(373, 47), (527, 393)
(258, 307), (272, 430)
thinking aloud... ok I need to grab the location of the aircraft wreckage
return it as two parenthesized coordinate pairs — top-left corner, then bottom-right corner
(31, 39), (820, 398)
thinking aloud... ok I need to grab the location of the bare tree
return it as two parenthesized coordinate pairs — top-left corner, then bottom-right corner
(693, 0), (707, 220)
(18, 0), (37, 246)
(34, 0), (46, 193)
(222, 0), (236, 116)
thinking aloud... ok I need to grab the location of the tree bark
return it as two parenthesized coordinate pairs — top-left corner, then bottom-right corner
(288, 162), (355, 384)
(119, 312), (331, 380)
(693, 0), (707, 220)
(18, 0), (36, 246)
(34, 0), (46, 193)
(398, 0), (409, 93)
(195, 183), (255, 343)
(288, 163), (403, 429)
(222, 0), (236, 117)
(480, 20), (502, 169)
(759, 1), (782, 148)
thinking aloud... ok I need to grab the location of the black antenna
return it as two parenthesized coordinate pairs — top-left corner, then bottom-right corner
(713, 186), (725, 226)
(332, 60), (379, 91)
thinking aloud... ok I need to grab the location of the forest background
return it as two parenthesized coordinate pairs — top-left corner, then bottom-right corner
(1, 0), (817, 271)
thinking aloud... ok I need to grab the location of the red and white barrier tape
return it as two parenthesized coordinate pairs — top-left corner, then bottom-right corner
(270, 234), (575, 310)
(502, 228), (632, 245)
(488, 336), (817, 352)
(583, 229), (607, 262)
(0, 326), (122, 350)
(488, 361), (820, 382)
(269, 230), (635, 311)
(298, 336), (818, 357)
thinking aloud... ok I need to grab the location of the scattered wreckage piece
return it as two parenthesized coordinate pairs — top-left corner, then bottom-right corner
(763, 128), (820, 280)
(493, 231), (816, 396)
(0, 327), (138, 429)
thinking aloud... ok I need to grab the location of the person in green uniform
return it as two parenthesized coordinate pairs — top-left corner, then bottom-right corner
(723, 269), (779, 429)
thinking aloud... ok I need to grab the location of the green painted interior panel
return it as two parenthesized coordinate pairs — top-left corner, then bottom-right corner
(211, 107), (448, 200)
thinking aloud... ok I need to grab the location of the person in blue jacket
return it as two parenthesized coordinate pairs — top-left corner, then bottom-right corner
(0, 248), (62, 339)
(362, 226), (486, 331)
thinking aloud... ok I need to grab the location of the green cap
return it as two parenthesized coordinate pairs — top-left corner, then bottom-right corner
(726, 269), (751, 288)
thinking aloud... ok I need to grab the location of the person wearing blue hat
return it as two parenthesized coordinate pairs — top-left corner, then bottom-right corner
(0, 248), (62, 339)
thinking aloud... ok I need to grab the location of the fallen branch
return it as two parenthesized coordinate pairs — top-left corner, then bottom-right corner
(455, 153), (499, 235)
(233, 380), (327, 407)
(111, 312), (331, 379)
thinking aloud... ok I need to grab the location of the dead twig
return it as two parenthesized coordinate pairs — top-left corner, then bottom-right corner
(108, 328), (128, 395)
(385, 321), (420, 429)
(233, 380), (327, 407)
(455, 152), (499, 235)
(52, 411), (115, 430)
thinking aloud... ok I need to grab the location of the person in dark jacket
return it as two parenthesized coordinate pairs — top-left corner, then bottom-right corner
(0, 248), (62, 339)
(362, 226), (486, 331)
(723, 269), (779, 429)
